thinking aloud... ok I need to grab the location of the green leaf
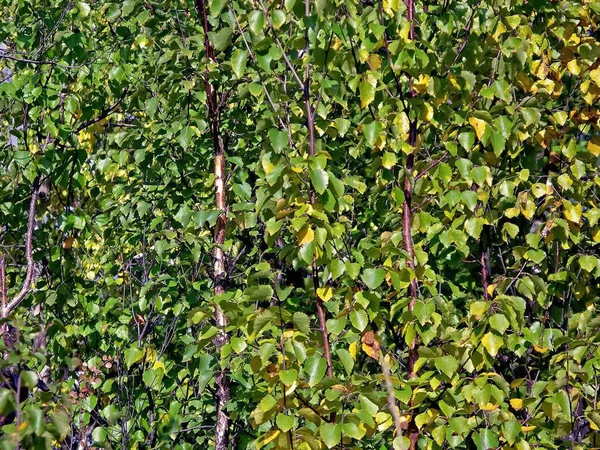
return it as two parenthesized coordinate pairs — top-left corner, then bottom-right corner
(350, 310), (369, 332)
(269, 128), (288, 153)
(435, 356), (458, 378)
(177, 126), (195, 150)
(336, 349), (354, 376)
(124, 347), (145, 368)
(580, 255), (599, 273)
(413, 300), (435, 325)
(489, 314), (510, 334)
(310, 168), (329, 195)
(293, 312), (311, 334)
(306, 353), (327, 387)
(320, 423), (342, 449)
(276, 413), (294, 432)
(359, 78), (376, 109)
(363, 121), (382, 147)
(280, 369), (298, 386)
(461, 191), (478, 211)
(232, 49), (248, 78)
(361, 268), (385, 289)
(459, 131), (475, 151)
(248, 10), (265, 34)
(51, 411), (70, 437)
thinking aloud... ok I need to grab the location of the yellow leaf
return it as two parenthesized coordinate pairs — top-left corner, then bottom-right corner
(297, 226), (314, 247)
(588, 136), (600, 157)
(521, 425), (536, 432)
(413, 74), (430, 94)
(469, 117), (488, 140)
(17, 421), (28, 432)
(394, 112), (411, 138)
(317, 286), (333, 301)
(533, 344), (549, 353)
(470, 301), (489, 318)
(349, 341), (358, 359)
(567, 59), (581, 76)
(259, 430), (280, 449)
(510, 398), (523, 410)
(591, 68), (600, 86)
(481, 403), (498, 411)
(423, 103), (434, 122)
(368, 54), (382, 71)
(563, 200), (582, 224)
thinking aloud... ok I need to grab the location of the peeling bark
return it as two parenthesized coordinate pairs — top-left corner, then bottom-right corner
(195, 1), (231, 448)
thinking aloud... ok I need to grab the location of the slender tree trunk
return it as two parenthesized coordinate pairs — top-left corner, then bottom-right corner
(195, 1), (231, 448)
(481, 228), (491, 301)
(405, 1), (418, 443)
(403, 120), (419, 450)
(302, 0), (333, 378)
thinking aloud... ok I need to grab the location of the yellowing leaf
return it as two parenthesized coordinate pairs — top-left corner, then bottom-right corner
(533, 344), (549, 353)
(567, 59), (581, 76)
(469, 117), (488, 140)
(413, 74), (430, 94)
(297, 226), (314, 246)
(422, 102), (434, 122)
(510, 398), (523, 410)
(349, 341), (358, 359)
(591, 68), (600, 87)
(368, 54), (382, 71)
(317, 286), (333, 301)
(470, 301), (489, 318)
(563, 200), (582, 224)
(588, 136), (600, 157)
(521, 425), (536, 432)
(481, 403), (498, 411)
(481, 332), (503, 357)
(361, 331), (381, 360)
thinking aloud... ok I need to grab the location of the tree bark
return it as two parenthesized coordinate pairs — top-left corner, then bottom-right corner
(195, 1), (231, 448)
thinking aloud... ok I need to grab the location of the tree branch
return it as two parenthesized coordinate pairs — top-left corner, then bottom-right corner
(4, 176), (41, 317)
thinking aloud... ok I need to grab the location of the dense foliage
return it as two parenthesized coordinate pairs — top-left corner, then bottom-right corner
(1, 0), (600, 449)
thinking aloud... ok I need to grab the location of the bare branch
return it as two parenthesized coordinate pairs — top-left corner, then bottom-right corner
(4, 176), (41, 317)
(74, 88), (129, 133)
(381, 356), (404, 443)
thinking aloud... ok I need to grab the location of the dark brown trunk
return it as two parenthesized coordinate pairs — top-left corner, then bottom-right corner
(313, 257), (333, 377)
(403, 123), (419, 450)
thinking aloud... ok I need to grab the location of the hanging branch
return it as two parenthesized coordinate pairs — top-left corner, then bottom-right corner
(3, 176), (41, 318)
(194, 1), (232, 449)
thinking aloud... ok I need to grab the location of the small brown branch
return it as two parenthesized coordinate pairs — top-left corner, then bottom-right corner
(0, 53), (78, 69)
(74, 88), (128, 133)
(0, 256), (6, 313)
(312, 259), (333, 378)
(448, 0), (482, 69)
(481, 249), (490, 301)
(414, 151), (448, 182)
(256, 0), (304, 87)
(4, 176), (41, 317)
(381, 356), (404, 441)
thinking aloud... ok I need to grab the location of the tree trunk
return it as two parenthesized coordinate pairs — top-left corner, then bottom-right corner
(195, 0), (231, 448)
